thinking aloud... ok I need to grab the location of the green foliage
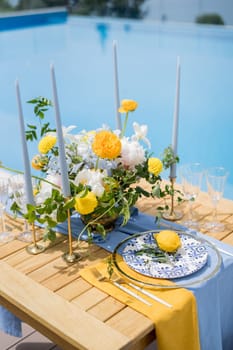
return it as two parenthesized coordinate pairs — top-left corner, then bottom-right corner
(72, 0), (147, 19)
(106, 255), (114, 279)
(196, 13), (224, 25)
(26, 97), (55, 141)
(9, 0), (147, 18)
(135, 243), (169, 263)
(28, 97), (52, 119)
(16, 95), (182, 243)
(43, 0), (67, 6)
(0, 0), (12, 11)
(15, 0), (46, 10)
(161, 146), (179, 170)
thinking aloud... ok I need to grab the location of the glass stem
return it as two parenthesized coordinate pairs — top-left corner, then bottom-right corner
(24, 219), (29, 232)
(212, 203), (218, 223)
(188, 200), (194, 221)
(0, 208), (6, 232)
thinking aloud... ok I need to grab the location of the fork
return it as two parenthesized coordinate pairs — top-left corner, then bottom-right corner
(91, 267), (152, 306)
(114, 275), (173, 308)
(91, 268), (172, 308)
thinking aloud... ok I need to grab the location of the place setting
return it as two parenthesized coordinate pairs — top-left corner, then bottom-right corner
(80, 226), (202, 350)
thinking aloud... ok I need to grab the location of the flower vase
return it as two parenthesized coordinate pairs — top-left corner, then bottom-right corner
(81, 212), (119, 233)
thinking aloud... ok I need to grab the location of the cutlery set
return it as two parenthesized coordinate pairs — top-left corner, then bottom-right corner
(90, 226), (233, 309)
(91, 267), (172, 308)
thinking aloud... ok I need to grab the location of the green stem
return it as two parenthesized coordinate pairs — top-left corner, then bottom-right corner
(0, 164), (60, 189)
(95, 157), (99, 170)
(121, 112), (129, 138)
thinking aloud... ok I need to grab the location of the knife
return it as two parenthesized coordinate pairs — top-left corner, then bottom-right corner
(112, 280), (152, 306)
(127, 282), (172, 308)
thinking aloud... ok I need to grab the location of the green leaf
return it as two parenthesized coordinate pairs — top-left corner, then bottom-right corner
(106, 256), (114, 279)
(10, 201), (21, 214)
(43, 227), (56, 242)
(161, 146), (179, 169)
(27, 124), (37, 130)
(57, 207), (68, 223)
(26, 130), (37, 141)
(63, 198), (75, 210)
(27, 98), (39, 104)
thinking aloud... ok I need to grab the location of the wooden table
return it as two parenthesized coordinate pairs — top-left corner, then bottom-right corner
(1, 186), (233, 350)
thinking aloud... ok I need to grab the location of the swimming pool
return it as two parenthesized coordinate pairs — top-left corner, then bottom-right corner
(0, 14), (233, 198)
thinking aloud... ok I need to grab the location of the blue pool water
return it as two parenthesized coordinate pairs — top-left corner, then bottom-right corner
(0, 15), (233, 198)
(0, 8), (67, 31)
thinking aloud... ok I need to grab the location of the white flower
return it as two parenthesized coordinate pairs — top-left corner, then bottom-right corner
(48, 125), (77, 143)
(74, 169), (90, 185)
(73, 169), (106, 197)
(35, 174), (61, 205)
(132, 122), (151, 148)
(46, 174), (62, 187)
(77, 142), (90, 158)
(118, 138), (146, 170)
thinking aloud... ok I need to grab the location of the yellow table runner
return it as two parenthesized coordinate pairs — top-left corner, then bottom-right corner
(80, 257), (200, 350)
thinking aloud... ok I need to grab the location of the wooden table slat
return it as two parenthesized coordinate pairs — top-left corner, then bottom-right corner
(0, 261), (131, 350)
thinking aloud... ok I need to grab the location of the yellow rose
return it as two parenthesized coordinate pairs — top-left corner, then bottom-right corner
(118, 99), (138, 113)
(154, 230), (181, 253)
(92, 130), (121, 159)
(38, 135), (56, 154)
(74, 191), (98, 215)
(148, 158), (163, 176)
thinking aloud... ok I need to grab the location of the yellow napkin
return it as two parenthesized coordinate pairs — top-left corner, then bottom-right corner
(80, 257), (200, 350)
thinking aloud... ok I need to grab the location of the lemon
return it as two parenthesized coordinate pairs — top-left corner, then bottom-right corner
(154, 230), (181, 253)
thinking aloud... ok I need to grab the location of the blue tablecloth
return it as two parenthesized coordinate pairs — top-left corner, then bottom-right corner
(1, 209), (233, 350)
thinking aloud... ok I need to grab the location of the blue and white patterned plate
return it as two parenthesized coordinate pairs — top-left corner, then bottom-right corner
(122, 232), (208, 279)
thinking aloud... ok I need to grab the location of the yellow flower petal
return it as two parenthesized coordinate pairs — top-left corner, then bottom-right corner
(148, 157), (163, 176)
(33, 187), (39, 196)
(92, 130), (121, 159)
(38, 135), (56, 154)
(118, 99), (138, 113)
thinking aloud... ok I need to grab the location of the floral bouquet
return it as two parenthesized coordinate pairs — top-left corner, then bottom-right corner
(9, 97), (179, 242)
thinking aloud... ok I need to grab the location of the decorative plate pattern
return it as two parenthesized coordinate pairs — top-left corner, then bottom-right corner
(122, 232), (208, 279)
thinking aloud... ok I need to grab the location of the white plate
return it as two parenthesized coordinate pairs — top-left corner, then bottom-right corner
(122, 232), (208, 279)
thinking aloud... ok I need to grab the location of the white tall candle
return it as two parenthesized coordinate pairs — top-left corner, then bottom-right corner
(15, 79), (34, 205)
(170, 56), (181, 179)
(113, 40), (122, 130)
(50, 64), (71, 197)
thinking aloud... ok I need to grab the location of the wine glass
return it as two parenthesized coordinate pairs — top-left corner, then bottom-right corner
(204, 167), (229, 233)
(0, 177), (15, 243)
(179, 163), (203, 230)
(9, 174), (41, 243)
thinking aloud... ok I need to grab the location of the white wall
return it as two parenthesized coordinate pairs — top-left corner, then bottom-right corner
(144, 0), (233, 25)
